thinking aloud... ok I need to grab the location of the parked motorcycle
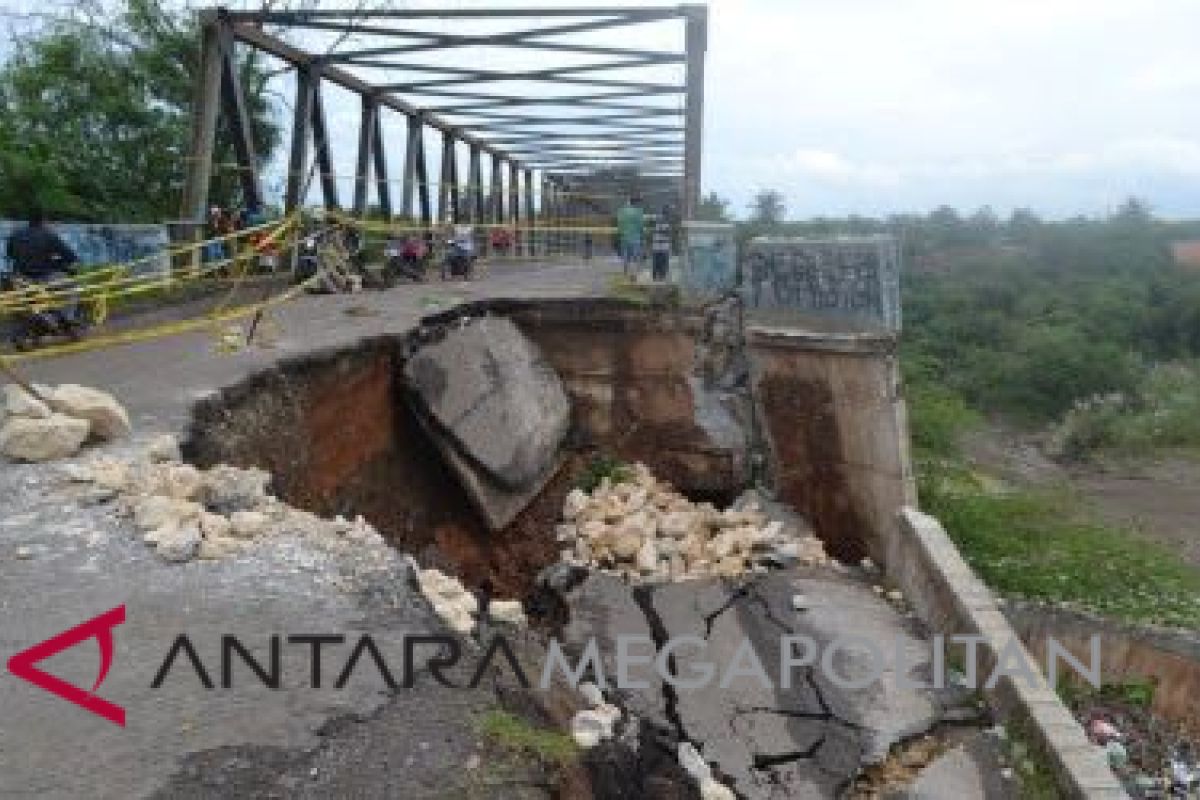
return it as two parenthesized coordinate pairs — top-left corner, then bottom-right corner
(382, 236), (428, 285)
(441, 226), (476, 281)
(2, 274), (86, 351)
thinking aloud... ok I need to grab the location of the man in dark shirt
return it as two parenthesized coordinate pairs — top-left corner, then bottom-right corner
(4, 208), (83, 342)
(5, 206), (78, 281)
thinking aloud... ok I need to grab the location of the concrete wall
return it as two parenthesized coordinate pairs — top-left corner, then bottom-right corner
(1006, 600), (1200, 739)
(746, 325), (916, 562)
(887, 509), (1126, 799)
(508, 300), (752, 500)
(0, 220), (169, 274)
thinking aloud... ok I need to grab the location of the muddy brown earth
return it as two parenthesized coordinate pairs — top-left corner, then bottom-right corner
(1068, 457), (1200, 569)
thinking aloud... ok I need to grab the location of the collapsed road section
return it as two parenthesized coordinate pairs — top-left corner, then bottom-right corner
(0, 292), (1124, 798)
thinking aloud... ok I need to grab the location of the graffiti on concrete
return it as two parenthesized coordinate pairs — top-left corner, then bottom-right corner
(680, 221), (737, 299)
(743, 235), (901, 330)
(0, 221), (169, 276)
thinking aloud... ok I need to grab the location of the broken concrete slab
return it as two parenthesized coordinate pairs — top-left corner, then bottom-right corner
(404, 316), (570, 530)
(555, 568), (948, 800)
(890, 732), (1018, 800)
(556, 571), (673, 732)
(404, 316), (569, 491)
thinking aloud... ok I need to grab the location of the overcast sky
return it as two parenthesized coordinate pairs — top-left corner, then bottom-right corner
(703, 0), (1200, 219)
(294, 0), (1200, 220)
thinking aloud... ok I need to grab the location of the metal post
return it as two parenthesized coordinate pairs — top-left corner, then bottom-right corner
(284, 65), (315, 213)
(490, 156), (504, 223)
(524, 167), (535, 255)
(509, 161), (520, 253)
(439, 132), (453, 223)
(180, 12), (222, 222)
(217, 23), (263, 211)
(682, 4), (707, 218)
(310, 79), (339, 209)
(415, 129), (432, 237)
(372, 110), (392, 218)
(353, 96), (377, 217)
(401, 115), (419, 220)
(468, 145), (483, 223)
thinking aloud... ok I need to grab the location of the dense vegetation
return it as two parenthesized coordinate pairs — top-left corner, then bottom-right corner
(0, 0), (280, 222)
(733, 192), (1200, 627)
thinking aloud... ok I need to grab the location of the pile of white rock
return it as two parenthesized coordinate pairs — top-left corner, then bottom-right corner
(62, 434), (390, 567)
(556, 463), (829, 583)
(570, 682), (623, 749)
(415, 567), (527, 636)
(0, 383), (131, 462)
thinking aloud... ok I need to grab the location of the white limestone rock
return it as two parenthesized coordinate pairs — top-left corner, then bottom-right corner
(2, 384), (51, 419)
(0, 413), (90, 462)
(153, 519), (202, 563)
(229, 510), (269, 539)
(144, 434), (182, 463)
(47, 384), (131, 441)
(489, 599), (527, 627)
(562, 488), (589, 520)
(578, 682), (604, 708)
(133, 495), (203, 532)
(678, 742), (712, 783)
(699, 778), (736, 800)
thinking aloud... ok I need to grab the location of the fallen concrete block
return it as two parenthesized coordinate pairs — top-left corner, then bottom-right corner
(404, 316), (570, 529)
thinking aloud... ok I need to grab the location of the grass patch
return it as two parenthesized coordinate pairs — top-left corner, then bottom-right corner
(919, 461), (1200, 628)
(1058, 676), (1157, 711)
(576, 454), (633, 493)
(605, 274), (679, 306)
(476, 710), (578, 766)
(1004, 715), (1062, 800)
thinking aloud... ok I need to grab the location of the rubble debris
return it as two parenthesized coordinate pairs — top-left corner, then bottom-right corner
(1, 383), (130, 461)
(144, 433), (182, 463)
(45, 384), (132, 441)
(1080, 706), (1200, 798)
(0, 413), (90, 462)
(570, 700), (622, 749)
(678, 741), (712, 783)
(59, 449), (394, 573)
(487, 599), (527, 627)
(557, 463), (828, 583)
(415, 568), (478, 636)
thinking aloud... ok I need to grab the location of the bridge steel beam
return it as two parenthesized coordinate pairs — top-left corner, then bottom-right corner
(682, 4), (708, 217)
(185, 6), (706, 227)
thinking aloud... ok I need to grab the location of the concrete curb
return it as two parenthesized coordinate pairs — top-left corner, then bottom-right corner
(886, 507), (1128, 799)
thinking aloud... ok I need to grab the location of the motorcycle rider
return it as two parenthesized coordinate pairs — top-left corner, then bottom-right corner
(4, 206), (84, 343)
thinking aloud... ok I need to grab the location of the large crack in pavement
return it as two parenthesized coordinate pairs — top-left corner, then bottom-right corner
(558, 567), (955, 799)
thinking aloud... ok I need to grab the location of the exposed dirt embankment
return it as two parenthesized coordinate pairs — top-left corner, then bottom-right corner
(183, 299), (914, 598)
(183, 300), (759, 598)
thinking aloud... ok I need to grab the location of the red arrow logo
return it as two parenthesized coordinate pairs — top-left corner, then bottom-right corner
(7, 605), (126, 726)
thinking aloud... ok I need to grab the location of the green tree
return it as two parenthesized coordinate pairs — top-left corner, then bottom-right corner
(695, 191), (731, 222)
(0, 0), (280, 222)
(748, 189), (785, 225)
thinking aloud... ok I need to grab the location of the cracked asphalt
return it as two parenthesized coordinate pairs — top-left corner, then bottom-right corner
(557, 569), (982, 799)
(1, 261), (989, 798)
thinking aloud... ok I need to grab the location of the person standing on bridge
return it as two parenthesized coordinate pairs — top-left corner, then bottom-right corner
(616, 194), (645, 276)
